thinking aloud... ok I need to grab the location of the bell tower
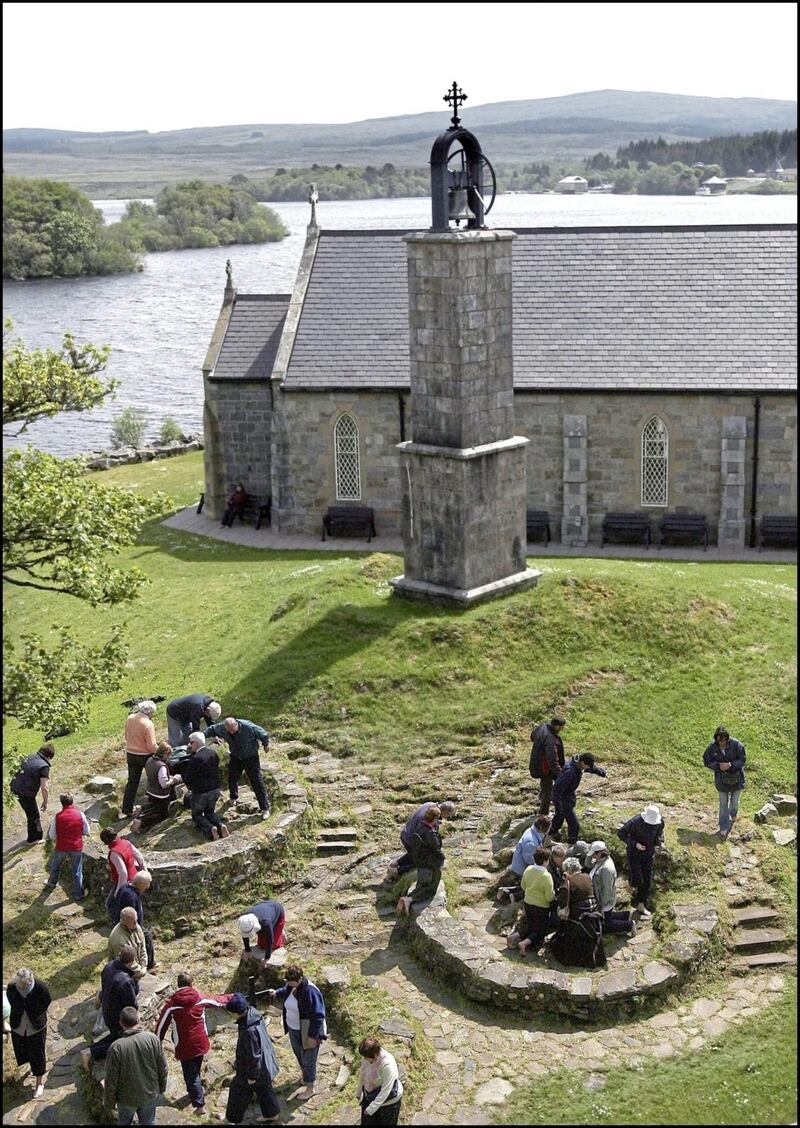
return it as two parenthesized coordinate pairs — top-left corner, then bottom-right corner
(390, 84), (540, 607)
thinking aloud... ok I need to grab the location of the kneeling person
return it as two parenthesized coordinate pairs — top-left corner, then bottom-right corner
(131, 743), (180, 834)
(178, 732), (229, 841)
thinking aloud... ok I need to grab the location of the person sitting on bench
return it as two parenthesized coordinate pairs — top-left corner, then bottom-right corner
(221, 484), (248, 528)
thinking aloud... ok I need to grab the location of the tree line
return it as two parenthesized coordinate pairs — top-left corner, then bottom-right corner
(3, 177), (287, 280)
(613, 129), (797, 177)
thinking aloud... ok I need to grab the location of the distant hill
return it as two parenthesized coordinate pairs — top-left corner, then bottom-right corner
(4, 89), (796, 198)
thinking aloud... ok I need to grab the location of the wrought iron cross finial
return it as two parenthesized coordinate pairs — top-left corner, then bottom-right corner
(443, 81), (467, 127)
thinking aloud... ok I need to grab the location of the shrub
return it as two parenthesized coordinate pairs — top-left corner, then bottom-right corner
(110, 406), (148, 449)
(158, 416), (183, 444)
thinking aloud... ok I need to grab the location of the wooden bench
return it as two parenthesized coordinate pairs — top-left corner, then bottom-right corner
(322, 505), (376, 542)
(526, 509), (551, 545)
(239, 496), (272, 530)
(659, 512), (709, 549)
(601, 512), (651, 547)
(758, 515), (797, 549)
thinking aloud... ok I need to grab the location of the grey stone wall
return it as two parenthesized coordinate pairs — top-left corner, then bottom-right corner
(203, 378), (272, 520)
(271, 389), (404, 535)
(207, 378), (796, 541)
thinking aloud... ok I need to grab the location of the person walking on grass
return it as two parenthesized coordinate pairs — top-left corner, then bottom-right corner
(358, 1037), (403, 1126)
(155, 971), (232, 1116)
(550, 752), (607, 845)
(81, 945), (139, 1068)
(104, 1005), (168, 1127)
(703, 725), (746, 839)
(618, 803), (665, 917)
(7, 969), (51, 1099)
(386, 800), (456, 880)
(45, 792), (90, 901)
(177, 731), (229, 841)
(10, 744), (54, 843)
(205, 716), (271, 819)
(266, 964), (327, 1102)
(223, 993), (281, 1125)
(396, 805), (445, 916)
(122, 701), (158, 817)
(588, 842), (636, 937)
(131, 742), (181, 834)
(529, 716), (566, 815)
(165, 694), (222, 747)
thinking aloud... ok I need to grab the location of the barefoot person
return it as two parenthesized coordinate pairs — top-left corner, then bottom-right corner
(386, 800), (456, 880)
(703, 726), (746, 839)
(507, 846), (556, 956)
(396, 805), (445, 916)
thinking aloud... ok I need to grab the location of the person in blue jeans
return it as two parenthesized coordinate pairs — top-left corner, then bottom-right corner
(45, 793), (90, 901)
(266, 965), (327, 1101)
(703, 725), (746, 838)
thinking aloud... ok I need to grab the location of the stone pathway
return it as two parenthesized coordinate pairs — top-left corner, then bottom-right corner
(162, 506), (797, 563)
(3, 741), (795, 1125)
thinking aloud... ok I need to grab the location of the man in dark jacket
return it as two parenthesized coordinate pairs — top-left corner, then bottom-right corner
(115, 871), (157, 972)
(618, 803), (665, 917)
(396, 806), (445, 915)
(81, 945), (140, 1067)
(166, 694), (222, 746)
(266, 965), (327, 1100)
(178, 731), (229, 841)
(386, 800), (456, 880)
(224, 993), (280, 1124)
(10, 744), (54, 843)
(205, 717), (271, 817)
(703, 726), (747, 839)
(550, 754), (607, 845)
(529, 718), (566, 815)
(105, 1006), (168, 1126)
(156, 972), (232, 1112)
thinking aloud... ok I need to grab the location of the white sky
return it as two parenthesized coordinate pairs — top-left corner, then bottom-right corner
(2, 2), (797, 132)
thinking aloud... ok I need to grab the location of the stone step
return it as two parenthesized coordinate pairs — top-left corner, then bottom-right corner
(321, 809), (347, 825)
(732, 951), (796, 971)
(730, 927), (788, 951)
(731, 904), (781, 927)
(317, 826), (358, 841)
(316, 840), (358, 855)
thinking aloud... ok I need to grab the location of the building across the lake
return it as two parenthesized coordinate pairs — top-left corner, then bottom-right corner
(557, 175), (589, 194)
(202, 221), (797, 547)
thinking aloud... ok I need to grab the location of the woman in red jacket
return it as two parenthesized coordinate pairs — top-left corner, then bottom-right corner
(155, 971), (232, 1113)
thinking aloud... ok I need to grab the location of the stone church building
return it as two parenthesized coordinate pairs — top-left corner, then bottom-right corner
(202, 221), (796, 547)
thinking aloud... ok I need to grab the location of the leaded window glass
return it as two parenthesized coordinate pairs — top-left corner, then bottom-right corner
(641, 416), (668, 507)
(334, 414), (361, 500)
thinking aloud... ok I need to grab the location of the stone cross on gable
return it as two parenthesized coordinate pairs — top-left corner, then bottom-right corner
(444, 81), (467, 127)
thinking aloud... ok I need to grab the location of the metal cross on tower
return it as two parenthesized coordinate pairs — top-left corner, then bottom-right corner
(443, 81), (467, 127)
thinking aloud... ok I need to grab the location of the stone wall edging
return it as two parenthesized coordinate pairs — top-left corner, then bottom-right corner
(407, 882), (716, 1020)
(81, 764), (309, 909)
(83, 436), (204, 471)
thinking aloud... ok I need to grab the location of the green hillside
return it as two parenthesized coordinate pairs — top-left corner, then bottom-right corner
(4, 89), (796, 197)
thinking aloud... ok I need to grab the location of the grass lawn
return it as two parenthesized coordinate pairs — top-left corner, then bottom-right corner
(4, 454), (797, 810)
(496, 978), (797, 1126)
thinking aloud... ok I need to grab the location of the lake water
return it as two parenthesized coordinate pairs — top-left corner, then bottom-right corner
(3, 192), (796, 456)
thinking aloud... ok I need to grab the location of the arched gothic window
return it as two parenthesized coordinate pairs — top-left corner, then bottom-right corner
(334, 414), (361, 500)
(641, 416), (668, 506)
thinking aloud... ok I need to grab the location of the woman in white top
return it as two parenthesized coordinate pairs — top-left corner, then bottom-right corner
(358, 1036), (403, 1126)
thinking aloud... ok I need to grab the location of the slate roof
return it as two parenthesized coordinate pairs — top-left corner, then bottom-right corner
(211, 294), (290, 380)
(218, 226), (797, 393)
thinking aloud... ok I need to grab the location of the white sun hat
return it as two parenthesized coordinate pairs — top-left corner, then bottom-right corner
(238, 913), (260, 937)
(642, 804), (662, 825)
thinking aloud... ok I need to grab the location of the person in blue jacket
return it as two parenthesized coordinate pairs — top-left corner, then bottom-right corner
(703, 725), (746, 839)
(550, 753), (607, 844)
(266, 964), (327, 1100)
